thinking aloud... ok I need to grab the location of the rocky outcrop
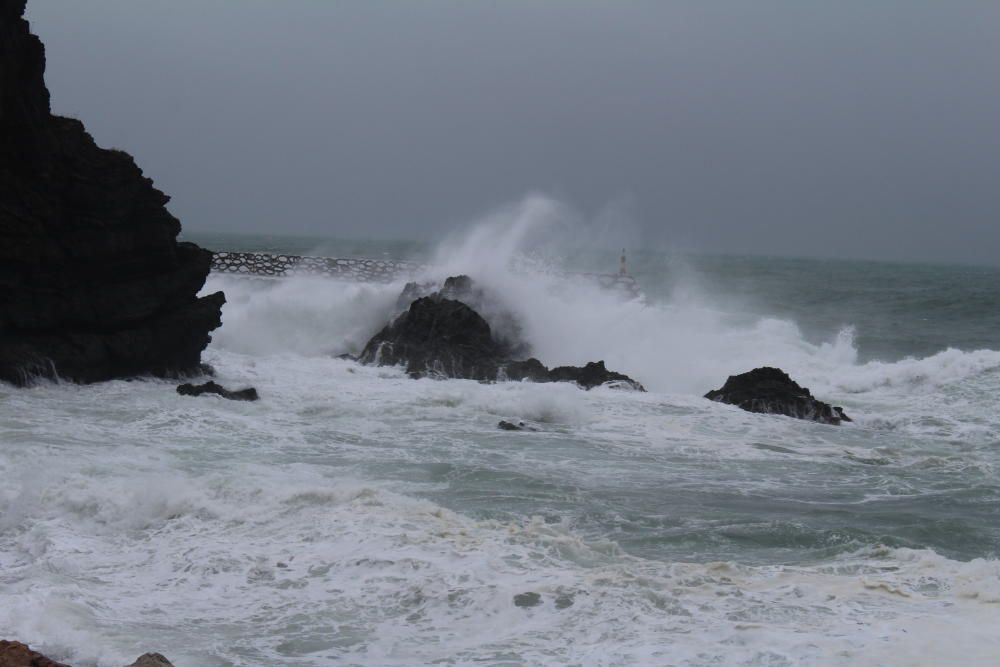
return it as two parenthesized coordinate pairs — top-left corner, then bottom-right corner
(0, 0), (224, 385)
(0, 642), (174, 667)
(547, 361), (645, 391)
(177, 381), (259, 401)
(360, 277), (644, 391)
(705, 367), (851, 425)
(0, 640), (70, 667)
(124, 654), (174, 667)
(359, 294), (503, 379)
(498, 420), (537, 431)
(394, 274), (529, 357)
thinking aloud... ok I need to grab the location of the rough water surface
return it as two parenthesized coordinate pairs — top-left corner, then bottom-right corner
(2, 219), (999, 666)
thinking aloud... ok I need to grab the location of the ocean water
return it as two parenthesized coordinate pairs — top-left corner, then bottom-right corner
(2, 203), (1000, 666)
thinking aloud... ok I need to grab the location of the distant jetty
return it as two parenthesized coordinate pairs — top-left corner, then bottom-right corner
(210, 251), (642, 296)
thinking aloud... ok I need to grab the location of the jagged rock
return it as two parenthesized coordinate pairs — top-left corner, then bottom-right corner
(705, 367), (851, 425)
(548, 360), (646, 391)
(124, 653), (174, 667)
(502, 357), (550, 382)
(361, 277), (645, 391)
(177, 381), (259, 401)
(394, 275), (529, 357)
(396, 275), (474, 312)
(0, 641), (70, 667)
(0, 1), (224, 386)
(395, 280), (436, 311)
(359, 295), (505, 380)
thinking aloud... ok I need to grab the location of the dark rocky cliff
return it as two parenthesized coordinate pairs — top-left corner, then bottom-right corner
(0, 0), (224, 385)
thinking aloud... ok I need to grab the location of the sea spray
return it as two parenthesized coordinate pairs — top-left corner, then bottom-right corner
(205, 195), (1000, 407)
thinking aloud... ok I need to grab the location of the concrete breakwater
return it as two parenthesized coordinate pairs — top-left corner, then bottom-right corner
(211, 251), (426, 283)
(210, 251), (641, 295)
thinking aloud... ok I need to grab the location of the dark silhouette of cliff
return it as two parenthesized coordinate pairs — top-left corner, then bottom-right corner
(0, 0), (224, 385)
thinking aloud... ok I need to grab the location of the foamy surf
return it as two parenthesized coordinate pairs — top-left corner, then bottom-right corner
(3, 200), (999, 665)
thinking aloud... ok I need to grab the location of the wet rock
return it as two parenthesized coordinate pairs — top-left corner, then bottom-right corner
(395, 280), (436, 311)
(177, 381), (259, 402)
(0, 2), (224, 386)
(502, 357), (551, 383)
(497, 420), (537, 431)
(0, 640), (70, 667)
(513, 592), (542, 608)
(361, 277), (644, 391)
(439, 274), (475, 300)
(548, 360), (646, 391)
(394, 276), (530, 357)
(359, 295), (504, 380)
(705, 367), (851, 425)
(554, 593), (575, 609)
(124, 654), (174, 667)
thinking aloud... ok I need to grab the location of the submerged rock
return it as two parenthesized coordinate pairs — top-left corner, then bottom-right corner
(0, 1), (224, 386)
(705, 367), (851, 425)
(360, 278), (644, 391)
(513, 592), (542, 608)
(498, 420), (538, 431)
(0, 640), (70, 667)
(177, 381), (259, 402)
(554, 593), (575, 609)
(124, 655), (175, 667)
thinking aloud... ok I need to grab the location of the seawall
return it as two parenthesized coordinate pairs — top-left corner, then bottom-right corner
(210, 251), (641, 296)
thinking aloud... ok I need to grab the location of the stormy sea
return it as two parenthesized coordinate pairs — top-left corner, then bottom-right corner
(2, 205), (999, 666)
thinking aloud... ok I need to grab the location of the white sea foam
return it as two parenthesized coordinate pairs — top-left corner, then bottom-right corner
(3, 197), (1000, 665)
(1, 399), (998, 666)
(205, 194), (1000, 424)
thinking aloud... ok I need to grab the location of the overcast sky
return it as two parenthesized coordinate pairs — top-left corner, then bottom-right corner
(25, 1), (1000, 264)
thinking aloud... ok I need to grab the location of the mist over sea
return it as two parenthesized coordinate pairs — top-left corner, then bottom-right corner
(3, 201), (999, 666)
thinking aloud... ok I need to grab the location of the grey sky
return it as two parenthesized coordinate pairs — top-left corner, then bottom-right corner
(25, 1), (1000, 264)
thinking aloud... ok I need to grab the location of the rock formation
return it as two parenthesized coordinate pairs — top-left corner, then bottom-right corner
(0, 0), (224, 385)
(394, 274), (530, 357)
(548, 360), (645, 391)
(176, 381), (259, 401)
(705, 367), (851, 425)
(0, 642), (175, 667)
(361, 293), (501, 378)
(124, 654), (174, 667)
(498, 420), (536, 431)
(0, 640), (70, 667)
(359, 276), (644, 391)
